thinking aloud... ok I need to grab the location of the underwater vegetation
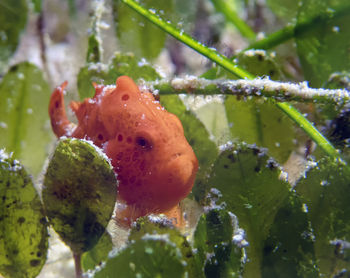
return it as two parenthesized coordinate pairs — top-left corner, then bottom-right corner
(1, 0), (350, 277)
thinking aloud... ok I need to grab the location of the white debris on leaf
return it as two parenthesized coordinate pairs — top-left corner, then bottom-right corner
(229, 212), (249, 249)
(243, 49), (267, 57)
(218, 141), (233, 152)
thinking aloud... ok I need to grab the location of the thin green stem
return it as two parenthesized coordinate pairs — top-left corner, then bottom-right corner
(210, 0), (256, 40)
(121, 0), (342, 160)
(276, 103), (340, 158)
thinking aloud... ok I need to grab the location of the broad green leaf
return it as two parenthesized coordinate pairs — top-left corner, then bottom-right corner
(81, 232), (113, 272)
(193, 207), (244, 278)
(113, 0), (172, 59)
(77, 52), (159, 100)
(0, 0), (28, 72)
(266, 0), (299, 22)
(208, 145), (290, 276)
(236, 50), (283, 81)
(0, 62), (53, 177)
(129, 216), (202, 277)
(160, 95), (219, 203)
(261, 194), (318, 277)
(42, 138), (117, 254)
(296, 0), (350, 87)
(94, 236), (185, 278)
(225, 98), (295, 163)
(0, 151), (48, 278)
(295, 158), (350, 276)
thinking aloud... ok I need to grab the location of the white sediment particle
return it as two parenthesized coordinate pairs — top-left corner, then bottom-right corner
(0, 149), (10, 160)
(243, 49), (266, 57)
(0, 122), (7, 129)
(218, 140), (233, 152)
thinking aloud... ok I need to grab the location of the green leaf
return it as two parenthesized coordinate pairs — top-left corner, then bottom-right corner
(261, 194), (318, 277)
(193, 207), (244, 277)
(208, 145), (291, 276)
(81, 232), (113, 272)
(0, 62), (53, 177)
(296, 0), (350, 87)
(160, 95), (219, 203)
(129, 216), (202, 277)
(295, 158), (350, 276)
(0, 0), (28, 72)
(266, 0), (299, 22)
(113, 0), (172, 59)
(0, 151), (48, 278)
(42, 138), (117, 254)
(225, 98), (295, 163)
(94, 236), (186, 278)
(77, 52), (159, 100)
(236, 50), (283, 81)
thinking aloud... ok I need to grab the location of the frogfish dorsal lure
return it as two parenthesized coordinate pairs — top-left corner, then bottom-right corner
(49, 76), (198, 226)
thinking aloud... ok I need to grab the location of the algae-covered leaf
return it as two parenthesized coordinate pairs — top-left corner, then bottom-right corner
(208, 145), (291, 276)
(261, 194), (318, 277)
(42, 138), (117, 254)
(295, 158), (350, 276)
(160, 95), (219, 203)
(0, 150), (48, 278)
(77, 52), (159, 100)
(129, 216), (202, 277)
(0, 62), (53, 177)
(0, 0), (28, 72)
(94, 236), (185, 278)
(81, 232), (113, 272)
(113, 0), (172, 60)
(193, 207), (244, 277)
(296, 0), (350, 87)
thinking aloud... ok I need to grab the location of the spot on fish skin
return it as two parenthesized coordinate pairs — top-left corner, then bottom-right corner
(122, 94), (129, 101)
(118, 134), (123, 141)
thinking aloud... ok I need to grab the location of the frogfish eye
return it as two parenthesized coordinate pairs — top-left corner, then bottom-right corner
(135, 136), (153, 150)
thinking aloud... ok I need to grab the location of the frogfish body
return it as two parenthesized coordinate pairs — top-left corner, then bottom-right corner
(49, 76), (198, 226)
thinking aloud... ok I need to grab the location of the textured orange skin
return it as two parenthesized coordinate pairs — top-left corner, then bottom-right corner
(49, 76), (198, 225)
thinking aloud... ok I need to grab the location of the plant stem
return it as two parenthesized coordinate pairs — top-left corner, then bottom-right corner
(73, 252), (83, 278)
(210, 0), (256, 40)
(276, 103), (340, 159)
(121, 0), (342, 160)
(144, 77), (350, 105)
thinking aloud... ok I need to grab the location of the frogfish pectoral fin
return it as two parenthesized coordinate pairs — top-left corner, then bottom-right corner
(48, 81), (76, 137)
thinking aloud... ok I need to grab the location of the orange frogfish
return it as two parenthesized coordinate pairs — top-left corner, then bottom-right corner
(49, 75), (198, 227)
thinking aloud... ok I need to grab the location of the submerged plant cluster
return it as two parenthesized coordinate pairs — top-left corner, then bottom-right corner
(1, 0), (350, 277)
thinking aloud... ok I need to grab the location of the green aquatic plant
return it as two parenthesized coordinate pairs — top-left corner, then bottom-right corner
(1, 0), (350, 277)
